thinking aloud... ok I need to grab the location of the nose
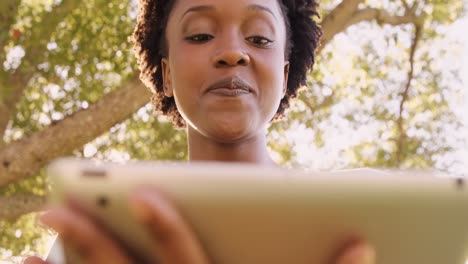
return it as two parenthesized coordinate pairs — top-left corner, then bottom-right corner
(212, 34), (250, 67)
(213, 50), (250, 67)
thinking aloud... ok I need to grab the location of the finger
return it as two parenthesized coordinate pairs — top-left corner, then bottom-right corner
(335, 241), (376, 264)
(40, 206), (132, 264)
(130, 188), (209, 264)
(23, 256), (48, 264)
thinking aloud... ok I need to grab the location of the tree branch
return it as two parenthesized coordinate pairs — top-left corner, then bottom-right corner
(318, 1), (425, 166)
(400, 0), (411, 12)
(395, 24), (423, 165)
(0, 193), (46, 220)
(22, 0), (79, 67)
(298, 92), (335, 114)
(0, 0), (80, 149)
(320, 0), (365, 50)
(320, 4), (421, 51)
(344, 8), (420, 28)
(0, 0), (21, 55)
(0, 0), (22, 124)
(0, 72), (32, 149)
(0, 104), (10, 149)
(0, 77), (151, 187)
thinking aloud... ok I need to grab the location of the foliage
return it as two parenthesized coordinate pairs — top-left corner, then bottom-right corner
(270, 0), (466, 170)
(0, 0), (466, 261)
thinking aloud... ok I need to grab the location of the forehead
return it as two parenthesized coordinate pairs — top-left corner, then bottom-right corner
(168, 0), (284, 21)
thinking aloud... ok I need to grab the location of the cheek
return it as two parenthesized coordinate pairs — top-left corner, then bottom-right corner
(171, 47), (206, 89)
(257, 54), (286, 112)
(168, 44), (212, 123)
(169, 46), (210, 104)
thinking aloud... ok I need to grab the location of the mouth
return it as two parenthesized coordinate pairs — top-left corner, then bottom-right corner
(205, 77), (254, 97)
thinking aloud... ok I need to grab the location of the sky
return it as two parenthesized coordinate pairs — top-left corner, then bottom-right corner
(448, 14), (468, 122)
(447, 14), (468, 176)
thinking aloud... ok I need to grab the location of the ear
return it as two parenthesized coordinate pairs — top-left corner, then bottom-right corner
(282, 61), (290, 98)
(161, 58), (173, 97)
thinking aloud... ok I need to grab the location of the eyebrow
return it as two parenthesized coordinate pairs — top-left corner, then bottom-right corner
(247, 4), (277, 21)
(181, 5), (215, 21)
(180, 4), (277, 21)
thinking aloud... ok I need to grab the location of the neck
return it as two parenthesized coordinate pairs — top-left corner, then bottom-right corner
(186, 126), (275, 165)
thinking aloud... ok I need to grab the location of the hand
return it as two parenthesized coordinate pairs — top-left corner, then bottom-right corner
(24, 187), (210, 264)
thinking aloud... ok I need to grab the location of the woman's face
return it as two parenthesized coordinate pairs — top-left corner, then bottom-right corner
(162, 0), (289, 143)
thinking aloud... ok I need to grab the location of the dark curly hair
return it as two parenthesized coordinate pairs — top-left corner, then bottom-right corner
(131, 0), (322, 128)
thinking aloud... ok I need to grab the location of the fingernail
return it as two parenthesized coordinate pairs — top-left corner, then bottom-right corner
(357, 244), (376, 264)
(130, 199), (151, 222)
(129, 190), (154, 222)
(39, 210), (64, 233)
(340, 242), (376, 264)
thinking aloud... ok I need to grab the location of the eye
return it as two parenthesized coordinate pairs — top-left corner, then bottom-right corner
(185, 34), (213, 43)
(247, 36), (273, 47)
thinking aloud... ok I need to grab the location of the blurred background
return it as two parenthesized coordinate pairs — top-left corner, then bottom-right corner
(0, 0), (467, 262)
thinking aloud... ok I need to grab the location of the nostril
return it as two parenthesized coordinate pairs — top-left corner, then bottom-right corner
(215, 55), (249, 67)
(218, 60), (228, 66)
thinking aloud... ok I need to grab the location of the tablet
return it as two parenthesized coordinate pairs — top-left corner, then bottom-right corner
(47, 158), (468, 264)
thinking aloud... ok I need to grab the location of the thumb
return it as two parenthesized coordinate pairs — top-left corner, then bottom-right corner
(335, 242), (376, 264)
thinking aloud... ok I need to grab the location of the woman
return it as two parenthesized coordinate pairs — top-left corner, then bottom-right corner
(27, 0), (375, 263)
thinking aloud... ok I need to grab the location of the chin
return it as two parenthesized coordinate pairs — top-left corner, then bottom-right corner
(201, 115), (257, 144)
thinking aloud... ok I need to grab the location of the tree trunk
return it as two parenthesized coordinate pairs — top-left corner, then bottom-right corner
(0, 194), (46, 221)
(0, 77), (150, 188)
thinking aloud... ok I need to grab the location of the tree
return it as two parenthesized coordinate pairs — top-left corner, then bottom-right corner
(0, 0), (466, 261)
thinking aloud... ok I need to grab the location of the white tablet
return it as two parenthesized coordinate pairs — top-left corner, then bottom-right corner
(47, 158), (468, 264)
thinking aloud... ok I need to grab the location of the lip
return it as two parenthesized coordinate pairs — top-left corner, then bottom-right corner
(205, 77), (254, 97)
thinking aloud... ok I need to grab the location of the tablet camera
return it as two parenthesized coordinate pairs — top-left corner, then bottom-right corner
(96, 195), (109, 208)
(456, 177), (464, 191)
